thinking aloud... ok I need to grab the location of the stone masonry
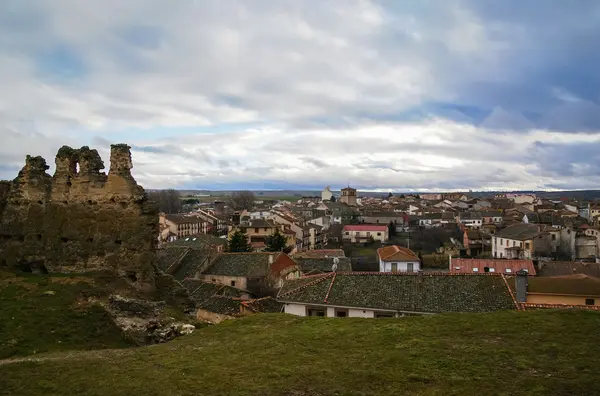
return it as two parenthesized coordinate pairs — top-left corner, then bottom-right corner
(0, 144), (158, 291)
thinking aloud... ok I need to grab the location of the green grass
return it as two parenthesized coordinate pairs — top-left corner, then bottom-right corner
(2, 310), (600, 395)
(0, 272), (133, 359)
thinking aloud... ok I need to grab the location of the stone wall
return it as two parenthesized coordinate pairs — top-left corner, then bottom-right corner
(0, 144), (158, 291)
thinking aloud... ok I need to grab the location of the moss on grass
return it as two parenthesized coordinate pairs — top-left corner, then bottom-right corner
(0, 271), (133, 359)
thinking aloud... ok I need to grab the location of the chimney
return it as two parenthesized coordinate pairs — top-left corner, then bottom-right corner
(515, 269), (528, 303)
(268, 254), (274, 265)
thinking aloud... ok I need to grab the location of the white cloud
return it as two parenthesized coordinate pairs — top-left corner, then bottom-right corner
(1, 1), (600, 190)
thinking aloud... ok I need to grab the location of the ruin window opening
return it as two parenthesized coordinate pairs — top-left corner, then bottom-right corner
(37, 200), (43, 205)
(126, 271), (138, 282)
(60, 237), (70, 243)
(115, 239), (122, 245)
(36, 234), (42, 241)
(75, 162), (80, 174)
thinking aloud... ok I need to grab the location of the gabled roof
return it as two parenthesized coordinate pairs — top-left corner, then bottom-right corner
(240, 297), (283, 313)
(538, 261), (600, 278)
(165, 214), (203, 225)
(451, 258), (536, 275)
(294, 249), (345, 259)
(494, 223), (542, 241)
(201, 252), (296, 278)
(277, 272), (517, 313)
(377, 245), (419, 262)
(509, 274), (600, 297)
(295, 257), (352, 273)
(170, 233), (227, 246)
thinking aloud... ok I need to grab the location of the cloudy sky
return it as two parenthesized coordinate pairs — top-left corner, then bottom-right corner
(2, 1), (600, 192)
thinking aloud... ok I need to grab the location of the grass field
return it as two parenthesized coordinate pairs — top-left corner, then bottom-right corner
(0, 272), (133, 359)
(2, 310), (600, 395)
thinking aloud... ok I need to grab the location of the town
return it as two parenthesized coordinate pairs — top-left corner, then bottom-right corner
(157, 186), (600, 320)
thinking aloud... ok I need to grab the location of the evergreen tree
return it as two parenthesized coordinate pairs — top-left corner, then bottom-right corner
(265, 228), (288, 252)
(387, 192), (393, 198)
(228, 228), (251, 252)
(388, 221), (397, 237)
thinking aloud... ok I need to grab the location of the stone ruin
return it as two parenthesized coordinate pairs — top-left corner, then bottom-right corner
(0, 144), (158, 291)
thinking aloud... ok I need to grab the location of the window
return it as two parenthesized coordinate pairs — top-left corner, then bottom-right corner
(525, 242), (530, 249)
(377, 232), (381, 236)
(345, 232), (349, 235)
(407, 263), (414, 272)
(255, 228), (259, 233)
(472, 268), (479, 272)
(375, 312), (395, 318)
(552, 234), (556, 241)
(484, 267), (490, 273)
(366, 232), (371, 236)
(391, 263), (398, 272)
(506, 240), (509, 247)
(586, 299), (595, 306)
(307, 307), (326, 317)
(505, 268), (512, 273)
(513, 241), (516, 247)
(335, 309), (348, 317)
(489, 268), (495, 272)
(230, 281), (236, 287)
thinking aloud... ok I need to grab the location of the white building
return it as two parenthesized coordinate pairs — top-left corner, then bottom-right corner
(278, 272), (517, 318)
(321, 186), (333, 202)
(492, 223), (543, 259)
(377, 245), (420, 272)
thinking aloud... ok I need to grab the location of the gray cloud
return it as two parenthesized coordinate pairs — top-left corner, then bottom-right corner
(1, 1), (600, 190)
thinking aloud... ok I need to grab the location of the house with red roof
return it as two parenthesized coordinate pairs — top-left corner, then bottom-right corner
(377, 245), (420, 272)
(342, 224), (388, 243)
(450, 258), (536, 275)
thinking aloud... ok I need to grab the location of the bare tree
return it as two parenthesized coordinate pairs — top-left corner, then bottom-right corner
(227, 190), (255, 211)
(148, 189), (182, 214)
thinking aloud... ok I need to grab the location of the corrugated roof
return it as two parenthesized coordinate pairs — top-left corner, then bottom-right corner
(538, 261), (600, 278)
(508, 274), (600, 297)
(451, 258), (536, 275)
(278, 272), (517, 313)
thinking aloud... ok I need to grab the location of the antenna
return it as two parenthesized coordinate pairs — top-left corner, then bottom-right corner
(332, 257), (340, 272)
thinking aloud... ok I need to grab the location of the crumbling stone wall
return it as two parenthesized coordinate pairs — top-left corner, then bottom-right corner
(0, 144), (158, 291)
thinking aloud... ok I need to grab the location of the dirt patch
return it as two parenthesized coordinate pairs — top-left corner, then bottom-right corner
(51, 276), (94, 285)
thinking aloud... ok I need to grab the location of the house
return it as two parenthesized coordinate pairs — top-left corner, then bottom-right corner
(321, 186), (333, 202)
(537, 261), (600, 278)
(360, 211), (406, 228)
(229, 219), (294, 252)
(340, 186), (358, 206)
(294, 249), (345, 259)
(342, 224), (389, 243)
(316, 202), (358, 224)
(511, 271), (600, 307)
(377, 245), (420, 272)
(420, 193), (442, 201)
(278, 272), (517, 318)
(492, 223), (551, 259)
(157, 235), (225, 281)
(194, 209), (229, 236)
(183, 279), (282, 323)
(462, 229), (492, 257)
(199, 252), (301, 295)
(162, 214), (206, 239)
(294, 256), (352, 274)
(481, 211), (503, 225)
(450, 258), (536, 275)
(457, 212), (483, 229)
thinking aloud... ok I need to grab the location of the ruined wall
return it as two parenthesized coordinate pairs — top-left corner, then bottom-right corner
(0, 144), (158, 291)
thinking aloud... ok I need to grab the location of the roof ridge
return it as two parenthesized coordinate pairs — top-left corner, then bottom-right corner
(332, 271), (505, 276)
(501, 274), (521, 311)
(279, 273), (334, 298)
(323, 272), (337, 303)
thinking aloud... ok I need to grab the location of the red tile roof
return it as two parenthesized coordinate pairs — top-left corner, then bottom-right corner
(451, 258), (536, 275)
(343, 225), (388, 232)
(377, 245), (419, 262)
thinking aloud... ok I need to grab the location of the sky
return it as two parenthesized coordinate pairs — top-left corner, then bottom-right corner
(2, 1), (600, 192)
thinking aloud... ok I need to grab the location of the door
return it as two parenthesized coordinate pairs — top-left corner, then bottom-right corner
(391, 263), (398, 272)
(407, 263), (414, 272)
